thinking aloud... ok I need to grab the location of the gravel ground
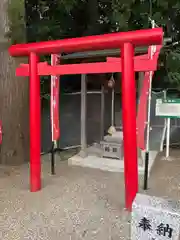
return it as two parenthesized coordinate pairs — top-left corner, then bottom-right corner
(0, 149), (180, 239)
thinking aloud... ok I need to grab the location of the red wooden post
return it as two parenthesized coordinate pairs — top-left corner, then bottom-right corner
(121, 43), (138, 210)
(29, 52), (41, 191)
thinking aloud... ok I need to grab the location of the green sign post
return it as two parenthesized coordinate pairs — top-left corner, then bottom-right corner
(156, 98), (180, 160)
(156, 98), (180, 118)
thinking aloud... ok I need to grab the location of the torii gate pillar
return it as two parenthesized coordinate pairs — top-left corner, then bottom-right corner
(29, 52), (41, 191)
(122, 43), (138, 209)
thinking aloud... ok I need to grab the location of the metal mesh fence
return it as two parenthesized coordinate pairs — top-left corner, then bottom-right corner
(41, 91), (112, 152)
(41, 90), (180, 153)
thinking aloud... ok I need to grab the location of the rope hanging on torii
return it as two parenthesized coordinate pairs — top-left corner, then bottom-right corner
(107, 74), (116, 135)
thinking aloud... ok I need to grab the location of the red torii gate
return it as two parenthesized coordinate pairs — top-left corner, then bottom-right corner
(9, 28), (163, 210)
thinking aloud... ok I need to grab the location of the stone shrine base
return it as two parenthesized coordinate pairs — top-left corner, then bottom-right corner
(68, 144), (158, 175)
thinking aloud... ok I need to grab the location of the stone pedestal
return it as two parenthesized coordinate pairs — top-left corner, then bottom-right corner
(131, 194), (180, 240)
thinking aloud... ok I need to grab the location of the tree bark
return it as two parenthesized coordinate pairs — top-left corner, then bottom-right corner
(0, 0), (29, 165)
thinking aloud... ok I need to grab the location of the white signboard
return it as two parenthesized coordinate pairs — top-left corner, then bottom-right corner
(156, 99), (180, 118)
(131, 194), (180, 240)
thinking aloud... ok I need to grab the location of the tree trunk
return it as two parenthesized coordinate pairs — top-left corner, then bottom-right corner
(0, 0), (29, 165)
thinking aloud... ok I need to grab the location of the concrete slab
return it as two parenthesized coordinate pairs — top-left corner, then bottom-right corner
(68, 148), (158, 175)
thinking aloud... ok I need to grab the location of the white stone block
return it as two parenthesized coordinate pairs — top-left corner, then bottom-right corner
(131, 194), (180, 240)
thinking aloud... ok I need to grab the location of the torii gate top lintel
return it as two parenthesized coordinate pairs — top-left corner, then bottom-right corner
(9, 28), (163, 57)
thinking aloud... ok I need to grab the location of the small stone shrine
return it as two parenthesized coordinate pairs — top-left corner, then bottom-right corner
(131, 194), (180, 240)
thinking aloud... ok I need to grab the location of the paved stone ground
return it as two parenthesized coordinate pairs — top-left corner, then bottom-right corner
(0, 149), (180, 239)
